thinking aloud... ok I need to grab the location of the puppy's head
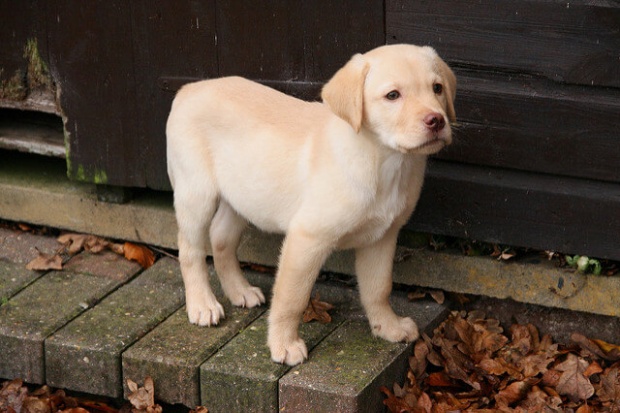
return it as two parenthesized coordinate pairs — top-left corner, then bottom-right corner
(322, 44), (456, 155)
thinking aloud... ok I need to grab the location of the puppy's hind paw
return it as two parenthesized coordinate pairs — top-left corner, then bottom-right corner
(186, 300), (225, 327)
(229, 285), (266, 308)
(269, 337), (308, 366)
(372, 316), (419, 343)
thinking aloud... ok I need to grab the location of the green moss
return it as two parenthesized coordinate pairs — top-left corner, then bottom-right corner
(23, 38), (52, 90)
(0, 38), (54, 101)
(67, 163), (108, 184)
(0, 68), (27, 100)
(93, 169), (108, 185)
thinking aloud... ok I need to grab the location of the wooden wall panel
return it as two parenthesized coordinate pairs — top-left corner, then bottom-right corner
(410, 160), (620, 260)
(439, 72), (620, 183)
(0, 0), (54, 113)
(131, 0), (217, 190)
(46, 1), (217, 189)
(47, 1), (140, 185)
(217, 0), (384, 99)
(387, 0), (620, 88)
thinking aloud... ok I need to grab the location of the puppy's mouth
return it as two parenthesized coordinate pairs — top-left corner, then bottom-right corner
(399, 136), (448, 154)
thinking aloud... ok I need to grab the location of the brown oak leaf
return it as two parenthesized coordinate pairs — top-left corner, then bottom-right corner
(494, 378), (538, 407)
(302, 293), (334, 324)
(122, 242), (156, 269)
(126, 376), (162, 413)
(596, 366), (620, 402)
(26, 250), (63, 271)
(555, 353), (595, 402)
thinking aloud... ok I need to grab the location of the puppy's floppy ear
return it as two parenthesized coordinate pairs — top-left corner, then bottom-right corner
(321, 54), (370, 133)
(435, 57), (457, 123)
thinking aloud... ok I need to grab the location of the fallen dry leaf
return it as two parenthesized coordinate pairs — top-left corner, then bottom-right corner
(494, 378), (538, 407)
(56, 233), (156, 270)
(383, 311), (619, 412)
(592, 338), (620, 361)
(596, 366), (620, 402)
(548, 352), (595, 402)
(57, 233), (110, 255)
(122, 242), (156, 269)
(26, 250), (63, 271)
(126, 377), (161, 413)
(407, 289), (445, 305)
(380, 386), (413, 413)
(302, 293), (334, 324)
(576, 403), (594, 413)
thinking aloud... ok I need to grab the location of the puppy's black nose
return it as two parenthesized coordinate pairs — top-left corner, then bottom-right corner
(423, 113), (446, 132)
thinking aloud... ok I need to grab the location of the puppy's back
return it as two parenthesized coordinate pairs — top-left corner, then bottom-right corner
(172, 77), (326, 134)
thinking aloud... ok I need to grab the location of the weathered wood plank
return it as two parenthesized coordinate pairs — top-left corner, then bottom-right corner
(216, 0), (384, 82)
(47, 1), (140, 186)
(440, 71), (620, 183)
(409, 160), (620, 260)
(130, 0), (218, 190)
(387, 0), (620, 88)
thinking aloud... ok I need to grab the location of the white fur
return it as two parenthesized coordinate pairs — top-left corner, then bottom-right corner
(166, 44), (456, 365)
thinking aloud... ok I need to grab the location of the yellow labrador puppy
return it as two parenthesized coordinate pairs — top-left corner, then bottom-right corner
(166, 44), (456, 366)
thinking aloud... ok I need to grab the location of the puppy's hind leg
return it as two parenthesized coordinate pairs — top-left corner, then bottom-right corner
(209, 200), (265, 308)
(175, 186), (225, 326)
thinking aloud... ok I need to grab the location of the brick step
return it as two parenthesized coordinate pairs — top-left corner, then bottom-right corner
(0, 228), (450, 411)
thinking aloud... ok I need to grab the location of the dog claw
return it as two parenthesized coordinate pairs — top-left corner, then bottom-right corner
(372, 316), (419, 343)
(229, 286), (266, 308)
(269, 337), (308, 366)
(187, 300), (225, 327)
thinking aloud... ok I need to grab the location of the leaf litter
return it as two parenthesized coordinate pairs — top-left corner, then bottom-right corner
(25, 232), (156, 271)
(0, 377), (207, 413)
(382, 310), (620, 412)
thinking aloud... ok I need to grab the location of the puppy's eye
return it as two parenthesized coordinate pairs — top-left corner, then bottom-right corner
(385, 90), (400, 100)
(433, 83), (443, 94)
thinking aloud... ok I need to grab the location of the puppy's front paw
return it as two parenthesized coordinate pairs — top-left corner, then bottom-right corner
(371, 316), (419, 343)
(228, 285), (266, 308)
(186, 294), (225, 326)
(268, 336), (308, 366)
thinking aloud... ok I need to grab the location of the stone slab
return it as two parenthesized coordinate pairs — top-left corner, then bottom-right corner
(0, 267), (136, 382)
(279, 297), (450, 413)
(0, 227), (61, 264)
(394, 249), (620, 317)
(45, 257), (184, 398)
(122, 269), (275, 407)
(279, 320), (407, 413)
(123, 305), (265, 407)
(200, 311), (344, 413)
(0, 259), (41, 304)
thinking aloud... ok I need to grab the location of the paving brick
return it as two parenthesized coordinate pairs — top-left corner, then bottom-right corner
(279, 298), (450, 412)
(200, 311), (343, 413)
(0, 259), (41, 304)
(45, 257), (184, 398)
(279, 320), (410, 413)
(0, 255), (138, 382)
(123, 305), (265, 407)
(122, 270), (276, 406)
(0, 227), (61, 264)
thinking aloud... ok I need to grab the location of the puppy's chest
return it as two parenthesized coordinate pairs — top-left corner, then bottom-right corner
(340, 157), (414, 247)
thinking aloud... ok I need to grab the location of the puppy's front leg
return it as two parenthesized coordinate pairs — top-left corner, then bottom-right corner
(268, 229), (333, 365)
(356, 226), (419, 343)
(178, 226), (225, 327)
